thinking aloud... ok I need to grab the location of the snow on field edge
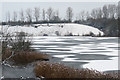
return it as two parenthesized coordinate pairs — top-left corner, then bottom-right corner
(0, 23), (104, 36)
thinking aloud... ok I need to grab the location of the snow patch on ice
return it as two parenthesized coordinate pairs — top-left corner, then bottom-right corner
(83, 57), (118, 72)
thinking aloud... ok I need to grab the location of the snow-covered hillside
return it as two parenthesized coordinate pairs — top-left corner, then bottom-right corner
(1, 23), (104, 36)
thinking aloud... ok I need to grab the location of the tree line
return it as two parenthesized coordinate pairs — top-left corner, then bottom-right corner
(3, 3), (119, 24)
(3, 7), (73, 24)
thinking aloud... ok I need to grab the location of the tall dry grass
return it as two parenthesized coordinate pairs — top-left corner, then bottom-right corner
(34, 61), (119, 79)
(2, 48), (12, 61)
(2, 48), (49, 65)
(12, 51), (49, 65)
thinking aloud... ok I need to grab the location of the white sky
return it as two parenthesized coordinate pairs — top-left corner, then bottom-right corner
(0, 0), (119, 21)
(0, 0), (120, 2)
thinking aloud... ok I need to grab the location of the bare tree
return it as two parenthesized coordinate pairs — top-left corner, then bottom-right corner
(52, 10), (60, 21)
(6, 11), (11, 22)
(79, 11), (85, 21)
(26, 8), (32, 22)
(118, 1), (120, 18)
(19, 9), (25, 22)
(46, 7), (53, 21)
(86, 11), (90, 20)
(56, 10), (59, 18)
(42, 9), (46, 21)
(13, 11), (17, 22)
(96, 8), (102, 19)
(114, 4), (118, 19)
(107, 4), (117, 18)
(34, 7), (40, 22)
(66, 7), (73, 22)
(102, 5), (108, 18)
(91, 9), (97, 19)
(75, 13), (79, 21)
(5, 13), (8, 22)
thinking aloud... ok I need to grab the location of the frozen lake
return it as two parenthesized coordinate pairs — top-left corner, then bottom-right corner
(31, 36), (119, 72)
(2, 36), (119, 78)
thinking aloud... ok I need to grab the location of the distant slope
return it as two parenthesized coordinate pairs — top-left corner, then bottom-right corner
(1, 23), (104, 36)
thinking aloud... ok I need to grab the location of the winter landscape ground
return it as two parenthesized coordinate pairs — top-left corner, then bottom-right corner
(0, 23), (119, 79)
(0, 1), (120, 80)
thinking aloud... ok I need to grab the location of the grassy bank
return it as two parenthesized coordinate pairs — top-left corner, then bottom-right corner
(34, 61), (119, 79)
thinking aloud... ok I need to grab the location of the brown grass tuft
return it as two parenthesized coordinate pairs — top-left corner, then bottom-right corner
(2, 48), (49, 65)
(12, 51), (49, 65)
(34, 61), (119, 78)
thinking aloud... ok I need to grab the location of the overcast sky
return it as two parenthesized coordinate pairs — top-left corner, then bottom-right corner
(0, 1), (119, 21)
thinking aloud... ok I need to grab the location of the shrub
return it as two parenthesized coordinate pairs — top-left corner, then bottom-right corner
(82, 32), (95, 37)
(11, 32), (31, 52)
(2, 32), (31, 53)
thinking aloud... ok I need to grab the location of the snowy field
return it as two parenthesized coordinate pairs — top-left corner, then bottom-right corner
(0, 23), (104, 36)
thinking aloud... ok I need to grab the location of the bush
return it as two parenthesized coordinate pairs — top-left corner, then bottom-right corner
(11, 32), (31, 52)
(2, 32), (31, 53)
(82, 32), (95, 37)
